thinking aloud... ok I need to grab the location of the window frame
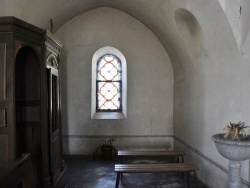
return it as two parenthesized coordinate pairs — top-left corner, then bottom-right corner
(96, 54), (122, 112)
(91, 46), (127, 119)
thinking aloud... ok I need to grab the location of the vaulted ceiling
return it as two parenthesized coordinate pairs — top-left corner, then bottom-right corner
(0, 0), (239, 76)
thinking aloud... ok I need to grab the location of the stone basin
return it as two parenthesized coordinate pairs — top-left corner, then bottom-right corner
(212, 134), (250, 161)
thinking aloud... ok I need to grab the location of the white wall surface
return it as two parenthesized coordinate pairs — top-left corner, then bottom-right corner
(218, 0), (250, 47)
(55, 7), (174, 154)
(172, 0), (250, 184)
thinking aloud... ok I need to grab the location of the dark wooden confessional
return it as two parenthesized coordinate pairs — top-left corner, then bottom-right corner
(0, 17), (65, 187)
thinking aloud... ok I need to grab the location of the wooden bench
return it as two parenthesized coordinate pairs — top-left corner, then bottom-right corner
(118, 150), (186, 163)
(115, 163), (198, 188)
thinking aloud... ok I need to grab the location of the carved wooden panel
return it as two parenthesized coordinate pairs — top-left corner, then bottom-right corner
(0, 134), (8, 164)
(0, 43), (6, 100)
(0, 108), (6, 127)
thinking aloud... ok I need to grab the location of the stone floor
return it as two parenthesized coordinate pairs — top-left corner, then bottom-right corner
(55, 155), (208, 188)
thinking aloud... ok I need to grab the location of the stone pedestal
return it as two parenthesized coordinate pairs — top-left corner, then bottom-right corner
(228, 160), (241, 188)
(212, 134), (250, 188)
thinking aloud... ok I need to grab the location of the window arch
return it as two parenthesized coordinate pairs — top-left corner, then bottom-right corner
(91, 46), (127, 119)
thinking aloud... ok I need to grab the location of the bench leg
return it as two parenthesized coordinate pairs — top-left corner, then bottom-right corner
(119, 156), (124, 181)
(187, 171), (190, 188)
(177, 170), (184, 179)
(115, 172), (120, 188)
(180, 156), (184, 179)
(193, 170), (198, 188)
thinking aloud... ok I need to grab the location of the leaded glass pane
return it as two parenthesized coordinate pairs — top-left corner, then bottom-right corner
(97, 54), (121, 81)
(96, 54), (122, 111)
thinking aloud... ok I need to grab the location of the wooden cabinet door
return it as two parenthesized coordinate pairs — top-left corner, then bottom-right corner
(0, 41), (10, 166)
(47, 68), (62, 185)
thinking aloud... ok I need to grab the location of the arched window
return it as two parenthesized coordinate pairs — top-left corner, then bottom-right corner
(91, 46), (127, 119)
(96, 54), (122, 111)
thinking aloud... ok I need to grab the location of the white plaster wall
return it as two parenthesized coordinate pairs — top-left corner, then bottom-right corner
(240, 0), (250, 46)
(218, 0), (250, 47)
(173, 0), (249, 184)
(241, 25), (250, 186)
(55, 7), (174, 155)
(218, 0), (242, 47)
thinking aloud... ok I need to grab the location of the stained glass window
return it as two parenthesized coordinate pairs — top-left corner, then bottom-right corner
(96, 54), (122, 111)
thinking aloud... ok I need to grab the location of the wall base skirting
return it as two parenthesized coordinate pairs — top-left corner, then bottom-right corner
(174, 136), (249, 187)
(62, 135), (173, 138)
(62, 135), (174, 155)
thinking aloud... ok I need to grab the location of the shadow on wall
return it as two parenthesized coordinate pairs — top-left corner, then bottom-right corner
(175, 8), (204, 73)
(174, 8), (206, 150)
